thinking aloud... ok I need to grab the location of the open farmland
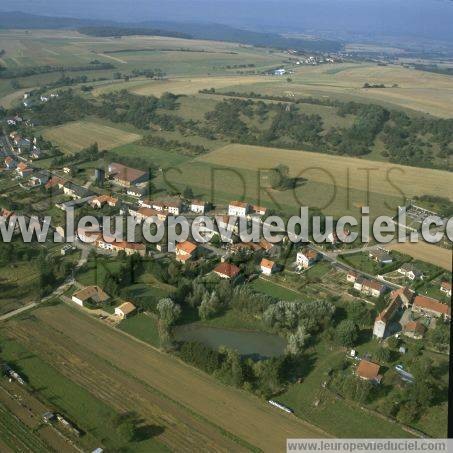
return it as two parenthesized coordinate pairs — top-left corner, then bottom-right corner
(224, 63), (453, 117)
(5, 304), (328, 452)
(0, 30), (284, 71)
(42, 120), (141, 153)
(198, 144), (453, 201)
(158, 160), (403, 219)
(387, 242), (452, 272)
(93, 75), (276, 97)
(163, 143), (453, 218)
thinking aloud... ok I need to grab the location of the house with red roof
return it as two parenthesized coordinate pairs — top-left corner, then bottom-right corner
(412, 295), (450, 320)
(260, 258), (276, 276)
(213, 262), (240, 279)
(175, 241), (198, 263)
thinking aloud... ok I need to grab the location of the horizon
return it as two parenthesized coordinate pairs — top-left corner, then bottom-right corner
(1, 0), (453, 44)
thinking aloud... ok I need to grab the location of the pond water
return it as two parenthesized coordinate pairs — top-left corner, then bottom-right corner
(173, 324), (286, 359)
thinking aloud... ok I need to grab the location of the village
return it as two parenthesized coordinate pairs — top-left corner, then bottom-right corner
(1, 113), (451, 394)
(0, 55), (452, 448)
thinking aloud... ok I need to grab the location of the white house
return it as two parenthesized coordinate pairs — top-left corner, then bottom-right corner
(72, 286), (109, 307)
(355, 279), (386, 298)
(166, 201), (182, 215)
(440, 281), (451, 297)
(228, 201), (250, 217)
(296, 249), (319, 269)
(115, 302), (136, 319)
(260, 258), (276, 276)
(397, 263), (423, 280)
(190, 200), (207, 214)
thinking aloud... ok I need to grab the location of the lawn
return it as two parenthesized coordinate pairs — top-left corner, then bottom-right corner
(119, 313), (160, 347)
(250, 277), (302, 301)
(42, 120), (142, 154)
(109, 143), (192, 169)
(76, 257), (124, 287)
(278, 343), (413, 438)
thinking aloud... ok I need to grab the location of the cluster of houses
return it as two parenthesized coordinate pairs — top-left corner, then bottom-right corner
(77, 227), (146, 257)
(8, 132), (43, 159)
(373, 286), (451, 340)
(346, 271), (386, 298)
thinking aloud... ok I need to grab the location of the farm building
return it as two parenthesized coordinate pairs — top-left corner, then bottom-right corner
(404, 321), (426, 340)
(72, 286), (110, 307)
(108, 162), (147, 187)
(412, 295), (450, 320)
(115, 302), (136, 319)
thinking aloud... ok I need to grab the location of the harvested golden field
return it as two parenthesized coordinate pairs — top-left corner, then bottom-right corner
(198, 144), (453, 201)
(387, 242), (452, 272)
(8, 304), (327, 452)
(42, 120), (141, 153)
(231, 63), (453, 117)
(94, 75), (276, 97)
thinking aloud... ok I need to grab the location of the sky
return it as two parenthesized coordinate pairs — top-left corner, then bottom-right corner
(2, 0), (453, 43)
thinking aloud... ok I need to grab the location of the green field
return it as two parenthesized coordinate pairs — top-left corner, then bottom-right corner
(0, 402), (49, 453)
(0, 261), (40, 315)
(278, 344), (413, 438)
(110, 143), (192, 169)
(119, 313), (161, 347)
(42, 120), (142, 153)
(251, 277), (302, 301)
(0, 331), (167, 452)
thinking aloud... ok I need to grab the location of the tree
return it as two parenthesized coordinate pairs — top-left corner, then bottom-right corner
(286, 326), (310, 355)
(375, 346), (391, 363)
(428, 323), (449, 351)
(117, 419), (135, 441)
(198, 291), (220, 320)
(157, 298), (181, 326)
(335, 320), (359, 347)
(387, 336), (400, 349)
(347, 301), (372, 327)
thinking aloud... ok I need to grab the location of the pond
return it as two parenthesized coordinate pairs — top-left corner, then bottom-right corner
(173, 324), (287, 360)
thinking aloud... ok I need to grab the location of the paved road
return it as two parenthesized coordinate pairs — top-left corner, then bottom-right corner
(307, 244), (401, 291)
